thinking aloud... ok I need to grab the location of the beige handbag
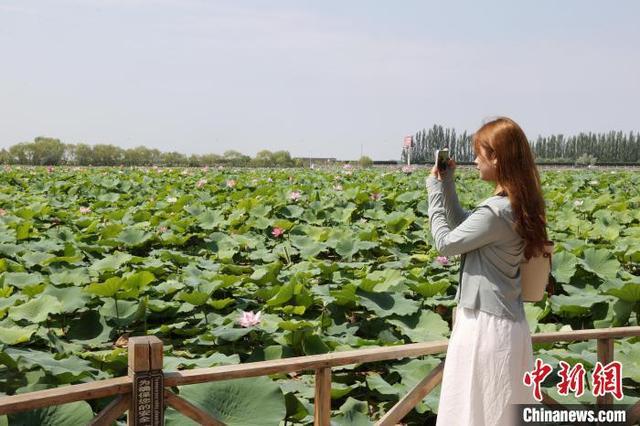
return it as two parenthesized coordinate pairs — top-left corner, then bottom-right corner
(520, 241), (554, 302)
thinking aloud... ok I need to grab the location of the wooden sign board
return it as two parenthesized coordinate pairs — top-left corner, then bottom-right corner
(132, 371), (164, 426)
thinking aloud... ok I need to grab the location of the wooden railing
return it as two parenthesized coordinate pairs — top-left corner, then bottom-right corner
(0, 326), (639, 425)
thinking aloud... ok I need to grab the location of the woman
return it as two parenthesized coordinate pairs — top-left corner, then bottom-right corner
(426, 117), (547, 425)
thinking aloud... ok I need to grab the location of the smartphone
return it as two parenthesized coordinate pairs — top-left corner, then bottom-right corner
(435, 148), (449, 171)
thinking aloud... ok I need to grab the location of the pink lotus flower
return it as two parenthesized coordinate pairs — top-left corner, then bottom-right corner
(370, 192), (382, 201)
(402, 165), (414, 174)
(436, 256), (449, 266)
(333, 184), (343, 191)
(196, 178), (207, 188)
(3, 165), (11, 172)
(238, 311), (261, 327)
(289, 191), (301, 201)
(0, 208), (7, 216)
(343, 164), (352, 170)
(267, 177), (273, 183)
(271, 227), (284, 238)
(202, 166), (209, 172)
(158, 226), (168, 233)
(47, 166), (54, 173)
(79, 206), (91, 214)
(226, 179), (237, 188)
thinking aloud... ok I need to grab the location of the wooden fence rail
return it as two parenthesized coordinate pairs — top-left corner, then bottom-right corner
(0, 326), (639, 425)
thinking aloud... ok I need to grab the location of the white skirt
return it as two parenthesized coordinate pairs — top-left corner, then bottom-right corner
(435, 306), (538, 426)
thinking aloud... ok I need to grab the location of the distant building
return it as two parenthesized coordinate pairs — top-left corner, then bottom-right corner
(294, 157), (337, 163)
(293, 157), (338, 167)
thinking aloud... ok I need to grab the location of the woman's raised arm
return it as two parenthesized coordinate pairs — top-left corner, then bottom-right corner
(427, 159), (470, 228)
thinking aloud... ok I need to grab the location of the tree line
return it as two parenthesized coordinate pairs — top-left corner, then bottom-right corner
(0, 138), (300, 167)
(401, 125), (640, 164)
(2, 127), (639, 167)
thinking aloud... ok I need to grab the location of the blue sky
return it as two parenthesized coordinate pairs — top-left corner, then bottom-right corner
(1, 0), (638, 160)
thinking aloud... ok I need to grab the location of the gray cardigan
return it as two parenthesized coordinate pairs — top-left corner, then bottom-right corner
(426, 174), (526, 321)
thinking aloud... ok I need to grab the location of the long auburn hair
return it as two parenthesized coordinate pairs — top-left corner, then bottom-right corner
(472, 117), (548, 259)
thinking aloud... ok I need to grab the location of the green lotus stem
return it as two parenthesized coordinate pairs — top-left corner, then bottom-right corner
(318, 308), (324, 335)
(114, 296), (120, 322)
(283, 244), (291, 265)
(143, 307), (148, 334)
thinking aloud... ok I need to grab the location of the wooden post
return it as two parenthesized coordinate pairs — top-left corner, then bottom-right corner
(128, 336), (164, 426)
(596, 338), (614, 409)
(314, 367), (331, 426)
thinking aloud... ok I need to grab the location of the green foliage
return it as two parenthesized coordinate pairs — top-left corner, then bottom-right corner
(358, 156), (373, 168)
(0, 139), (296, 167)
(575, 153), (598, 166)
(6, 401), (93, 425)
(402, 125), (640, 164)
(0, 166), (638, 423)
(165, 377), (286, 425)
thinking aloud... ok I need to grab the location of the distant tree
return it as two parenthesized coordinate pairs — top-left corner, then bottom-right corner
(272, 150), (293, 167)
(72, 144), (94, 165)
(199, 153), (223, 166)
(253, 150), (274, 167)
(187, 154), (202, 167)
(161, 151), (188, 166)
(223, 150), (250, 166)
(358, 155), (373, 167)
(124, 146), (155, 166)
(0, 149), (10, 164)
(8, 143), (34, 165)
(31, 137), (65, 165)
(92, 144), (124, 166)
(407, 125), (639, 164)
(575, 153), (597, 167)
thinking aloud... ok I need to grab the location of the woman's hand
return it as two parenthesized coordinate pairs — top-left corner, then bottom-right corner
(430, 159), (457, 181)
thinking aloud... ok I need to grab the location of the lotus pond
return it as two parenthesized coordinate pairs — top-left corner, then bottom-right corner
(0, 166), (639, 425)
